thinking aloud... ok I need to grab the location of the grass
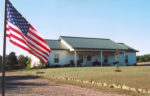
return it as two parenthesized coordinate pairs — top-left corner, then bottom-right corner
(15, 66), (150, 96)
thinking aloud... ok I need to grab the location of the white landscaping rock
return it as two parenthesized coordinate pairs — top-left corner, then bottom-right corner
(130, 88), (137, 92)
(103, 83), (107, 87)
(122, 85), (130, 90)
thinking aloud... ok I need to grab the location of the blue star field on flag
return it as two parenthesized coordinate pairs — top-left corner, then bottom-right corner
(7, 0), (30, 36)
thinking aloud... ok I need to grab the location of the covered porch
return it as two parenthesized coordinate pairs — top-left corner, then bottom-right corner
(73, 49), (127, 67)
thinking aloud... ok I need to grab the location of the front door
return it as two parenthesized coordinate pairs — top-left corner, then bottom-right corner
(79, 55), (84, 66)
(86, 55), (92, 66)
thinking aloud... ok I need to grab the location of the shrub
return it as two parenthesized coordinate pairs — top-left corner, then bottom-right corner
(6, 52), (18, 70)
(70, 60), (74, 67)
(35, 61), (50, 69)
(77, 60), (82, 67)
(17, 55), (27, 69)
(137, 54), (150, 62)
(45, 61), (50, 68)
(50, 65), (61, 68)
(133, 63), (137, 66)
(63, 64), (70, 67)
(26, 57), (32, 69)
(0, 55), (2, 71)
(92, 60), (100, 66)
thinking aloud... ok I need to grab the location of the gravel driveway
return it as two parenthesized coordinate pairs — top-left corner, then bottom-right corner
(0, 72), (126, 96)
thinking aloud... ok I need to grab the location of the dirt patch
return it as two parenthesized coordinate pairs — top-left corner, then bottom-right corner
(0, 72), (127, 96)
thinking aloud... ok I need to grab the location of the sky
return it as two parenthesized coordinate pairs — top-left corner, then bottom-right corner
(0, 0), (150, 57)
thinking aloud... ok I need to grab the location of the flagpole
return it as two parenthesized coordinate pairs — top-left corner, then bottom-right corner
(2, 0), (7, 96)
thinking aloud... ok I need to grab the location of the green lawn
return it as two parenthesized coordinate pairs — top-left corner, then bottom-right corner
(15, 66), (150, 96)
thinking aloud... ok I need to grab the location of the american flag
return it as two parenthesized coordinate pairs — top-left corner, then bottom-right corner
(6, 0), (51, 64)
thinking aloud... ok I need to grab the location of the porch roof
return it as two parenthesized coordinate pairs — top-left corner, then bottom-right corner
(60, 36), (136, 51)
(118, 43), (139, 52)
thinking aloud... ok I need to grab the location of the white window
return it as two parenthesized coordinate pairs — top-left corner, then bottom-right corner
(54, 54), (59, 63)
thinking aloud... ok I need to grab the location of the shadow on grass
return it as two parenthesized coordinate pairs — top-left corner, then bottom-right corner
(0, 74), (59, 94)
(137, 64), (150, 66)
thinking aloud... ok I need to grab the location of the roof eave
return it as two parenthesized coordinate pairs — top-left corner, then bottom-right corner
(51, 48), (69, 50)
(74, 47), (127, 50)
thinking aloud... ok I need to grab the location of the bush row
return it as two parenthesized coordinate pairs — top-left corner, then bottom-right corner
(0, 52), (32, 71)
(137, 54), (150, 62)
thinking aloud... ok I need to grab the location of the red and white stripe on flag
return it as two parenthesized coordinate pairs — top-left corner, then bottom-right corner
(6, 22), (51, 64)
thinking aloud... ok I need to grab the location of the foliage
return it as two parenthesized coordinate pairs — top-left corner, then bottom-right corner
(46, 61), (50, 68)
(6, 52), (18, 70)
(77, 60), (82, 67)
(39, 61), (46, 68)
(87, 55), (91, 61)
(63, 64), (71, 67)
(70, 60), (74, 67)
(114, 49), (120, 70)
(137, 54), (150, 62)
(0, 55), (2, 60)
(4, 52), (32, 70)
(0, 55), (2, 71)
(50, 64), (61, 68)
(92, 60), (100, 66)
(115, 62), (119, 70)
(26, 57), (32, 69)
(35, 61), (50, 69)
(17, 55), (28, 69)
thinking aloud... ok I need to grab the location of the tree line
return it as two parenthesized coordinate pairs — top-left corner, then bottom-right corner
(137, 54), (150, 62)
(0, 55), (2, 71)
(0, 52), (31, 71)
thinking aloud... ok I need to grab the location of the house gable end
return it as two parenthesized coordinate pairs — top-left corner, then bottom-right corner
(59, 37), (74, 51)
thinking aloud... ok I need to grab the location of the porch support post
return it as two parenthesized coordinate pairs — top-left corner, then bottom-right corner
(124, 51), (126, 66)
(74, 50), (77, 67)
(100, 50), (103, 67)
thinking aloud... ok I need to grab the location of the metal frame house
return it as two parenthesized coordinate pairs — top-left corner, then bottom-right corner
(46, 36), (138, 67)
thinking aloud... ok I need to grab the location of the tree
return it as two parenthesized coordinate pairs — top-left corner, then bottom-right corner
(137, 54), (150, 62)
(0, 55), (2, 71)
(36, 60), (49, 69)
(6, 52), (18, 70)
(114, 48), (121, 71)
(26, 57), (32, 69)
(38, 61), (46, 68)
(17, 55), (28, 69)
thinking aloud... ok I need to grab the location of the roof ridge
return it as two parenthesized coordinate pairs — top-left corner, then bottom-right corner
(60, 36), (110, 40)
(118, 43), (124, 44)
